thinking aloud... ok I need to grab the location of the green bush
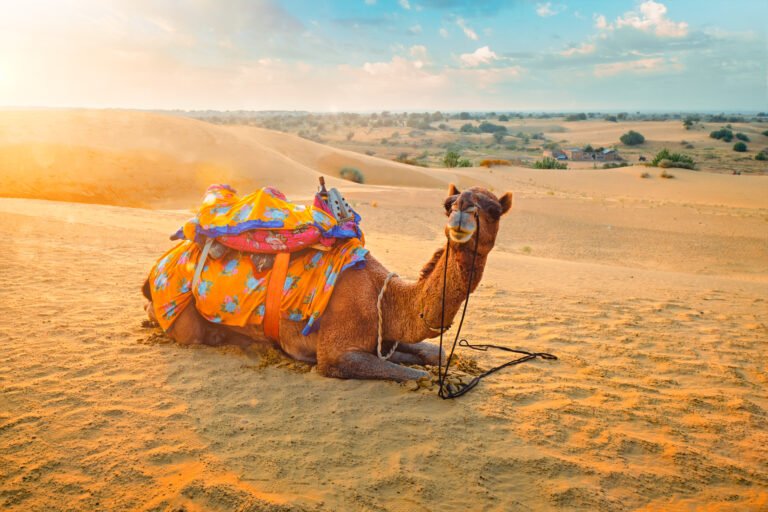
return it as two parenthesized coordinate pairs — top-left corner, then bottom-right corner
(735, 133), (750, 142)
(710, 128), (733, 142)
(733, 142), (747, 152)
(602, 162), (630, 169)
(651, 149), (695, 169)
(620, 130), (645, 145)
(755, 151), (767, 161)
(340, 167), (364, 183)
(443, 151), (472, 168)
(565, 113), (587, 121)
(478, 122), (507, 134)
(533, 157), (567, 169)
(762, 130), (768, 136)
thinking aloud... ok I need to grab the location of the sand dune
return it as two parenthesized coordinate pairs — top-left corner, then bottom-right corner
(1, 110), (767, 511)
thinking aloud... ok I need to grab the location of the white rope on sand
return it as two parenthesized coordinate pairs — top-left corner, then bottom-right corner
(377, 272), (399, 360)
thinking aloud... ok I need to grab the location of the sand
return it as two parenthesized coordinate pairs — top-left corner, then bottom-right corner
(1, 110), (767, 511)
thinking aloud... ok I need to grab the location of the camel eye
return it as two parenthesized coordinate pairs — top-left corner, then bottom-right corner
(488, 204), (502, 220)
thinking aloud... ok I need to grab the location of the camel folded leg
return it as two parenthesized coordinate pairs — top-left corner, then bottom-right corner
(320, 351), (429, 381)
(394, 341), (444, 366)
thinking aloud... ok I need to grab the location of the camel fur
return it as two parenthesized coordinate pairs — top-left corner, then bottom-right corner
(143, 184), (512, 381)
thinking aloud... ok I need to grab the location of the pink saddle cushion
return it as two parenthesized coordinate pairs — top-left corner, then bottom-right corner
(217, 225), (332, 253)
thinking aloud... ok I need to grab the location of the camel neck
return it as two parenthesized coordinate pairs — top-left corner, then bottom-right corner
(388, 241), (488, 343)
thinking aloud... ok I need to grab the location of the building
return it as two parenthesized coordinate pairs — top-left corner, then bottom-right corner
(546, 148), (621, 162)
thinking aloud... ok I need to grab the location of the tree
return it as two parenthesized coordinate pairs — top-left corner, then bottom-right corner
(493, 132), (505, 144)
(565, 113), (587, 121)
(620, 130), (645, 146)
(583, 144), (595, 153)
(735, 133), (750, 142)
(710, 128), (734, 142)
(683, 119), (694, 130)
(733, 142), (747, 152)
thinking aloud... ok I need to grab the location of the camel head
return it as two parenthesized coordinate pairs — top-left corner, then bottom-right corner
(444, 184), (512, 250)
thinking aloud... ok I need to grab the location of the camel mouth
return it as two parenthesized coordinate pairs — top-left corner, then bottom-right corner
(447, 227), (474, 243)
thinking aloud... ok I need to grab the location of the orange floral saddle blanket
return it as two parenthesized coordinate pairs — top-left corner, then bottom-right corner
(147, 185), (367, 336)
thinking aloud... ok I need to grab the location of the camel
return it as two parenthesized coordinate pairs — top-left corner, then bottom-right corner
(143, 184), (512, 381)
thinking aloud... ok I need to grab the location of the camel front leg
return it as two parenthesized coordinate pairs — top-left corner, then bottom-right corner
(320, 351), (429, 381)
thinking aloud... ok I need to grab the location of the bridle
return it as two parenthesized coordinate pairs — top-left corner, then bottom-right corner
(435, 204), (558, 399)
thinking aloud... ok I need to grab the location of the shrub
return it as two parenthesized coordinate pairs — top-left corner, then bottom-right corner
(460, 123), (479, 133)
(762, 130), (768, 136)
(733, 142), (747, 152)
(660, 170), (675, 179)
(479, 159), (512, 168)
(478, 122), (507, 134)
(602, 162), (630, 169)
(710, 128), (733, 142)
(492, 132), (505, 144)
(444, 151), (472, 168)
(604, 115), (618, 122)
(755, 151), (767, 161)
(735, 133), (750, 142)
(533, 157), (567, 169)
(620, 130), (645, 145)
(565, 113), (587, 121)
(651, 149), (695, 169)
(364, 150), (375, 156)
(640, 172), (652, 179)
(498, 114), (510, 122)
(340, 167), (364, 183)
(658, 159), (694, 169)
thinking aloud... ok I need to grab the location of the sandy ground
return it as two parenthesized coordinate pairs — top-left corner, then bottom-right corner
(1, 110), (767, 511)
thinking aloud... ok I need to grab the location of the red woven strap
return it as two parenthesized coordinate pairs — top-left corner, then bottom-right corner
(264, 252), (290, 341)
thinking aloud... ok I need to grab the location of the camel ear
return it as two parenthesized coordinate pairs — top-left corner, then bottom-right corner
(448, 183), (460, 196)
(499, 192), (513, 215)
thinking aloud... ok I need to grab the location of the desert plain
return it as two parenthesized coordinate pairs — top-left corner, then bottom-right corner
(1, 109), (767, 511)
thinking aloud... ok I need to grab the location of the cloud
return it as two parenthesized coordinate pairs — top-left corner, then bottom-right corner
(596, 1), (688, 38)
(409, 45), (429, 65)
(593, 57), (682, 77)
(408, 24), (422, 35)
(439, 27), (449, 38)
(536, 3), (564, 17)
(399, 0), (411, 10)
(460, 46), (499, 67)
(365, 0), (376, 4)
(456, 18), (478, 40)
(560, 43), (596, 57)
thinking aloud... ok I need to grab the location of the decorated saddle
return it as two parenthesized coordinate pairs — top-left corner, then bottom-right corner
(148, 181), (367, 338)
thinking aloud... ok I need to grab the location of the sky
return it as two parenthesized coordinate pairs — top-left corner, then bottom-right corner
(0, 0), (765, 112)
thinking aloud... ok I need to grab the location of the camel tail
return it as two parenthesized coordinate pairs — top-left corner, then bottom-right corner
(142, 278), (152, 301)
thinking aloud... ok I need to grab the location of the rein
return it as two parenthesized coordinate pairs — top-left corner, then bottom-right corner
(436, 209), (558, 399)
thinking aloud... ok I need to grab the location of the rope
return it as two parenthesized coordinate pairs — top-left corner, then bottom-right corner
(377, 272), (399, 360)
(437, 208), (557, 399)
